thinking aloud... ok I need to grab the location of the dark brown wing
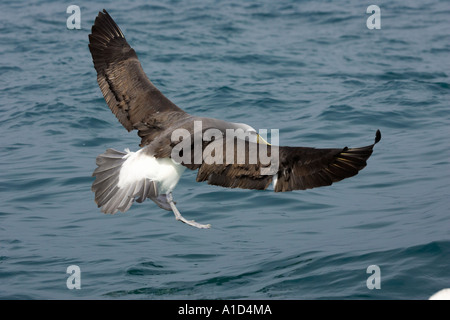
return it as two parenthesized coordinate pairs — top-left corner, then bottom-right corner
(274, 130), (381, 191)
(195, 137), (274, 190)
(88, 9), (187, 146)
(193, 130), (381, 192)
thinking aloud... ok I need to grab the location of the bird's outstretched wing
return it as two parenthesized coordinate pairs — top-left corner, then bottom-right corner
(88, 9), (187, 146)
(191, 130), (381, 192)
(273, 129), (381, 191)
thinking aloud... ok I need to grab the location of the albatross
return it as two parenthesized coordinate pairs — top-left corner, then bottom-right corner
(88, 10), (381, 229)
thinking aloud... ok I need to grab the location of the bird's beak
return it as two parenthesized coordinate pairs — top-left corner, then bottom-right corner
(257, 134), (271, 145)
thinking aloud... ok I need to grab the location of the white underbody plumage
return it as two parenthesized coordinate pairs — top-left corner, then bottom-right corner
(118, 147), (186, 194)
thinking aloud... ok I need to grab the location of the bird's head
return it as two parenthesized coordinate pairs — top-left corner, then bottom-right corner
(235, 123), (271, 145)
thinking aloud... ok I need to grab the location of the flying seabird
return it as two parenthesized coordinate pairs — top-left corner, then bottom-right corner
(88, 10), (381, 229)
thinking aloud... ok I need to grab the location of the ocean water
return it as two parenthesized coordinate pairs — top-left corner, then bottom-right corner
(1, 0), (449, 300)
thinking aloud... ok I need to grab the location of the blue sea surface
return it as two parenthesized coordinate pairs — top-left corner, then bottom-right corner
(1, 0), (449, 299)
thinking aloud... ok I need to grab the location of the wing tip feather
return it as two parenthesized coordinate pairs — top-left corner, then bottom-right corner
(375, 129), (381, 144)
